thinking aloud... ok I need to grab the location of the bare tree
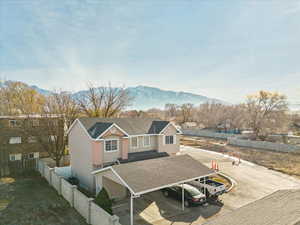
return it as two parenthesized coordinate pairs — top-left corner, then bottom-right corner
(165, 104), (178, 119)
(77, 82), (132, 117)
(245, 90), (288, 140)
(25, 92), (79, 166)
(46, 91), (80, 129)
(26, 114), (66, 167)
(0, 81), (45, 115)
(180, 103), (194, 123)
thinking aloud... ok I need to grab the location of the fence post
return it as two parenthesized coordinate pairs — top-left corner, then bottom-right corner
(58, 176), (63, 195)
(49, 168), (55, 186)
(110, 215), (120, 225)
(87, 198), (94, 224)
(71, 185), (77, 207)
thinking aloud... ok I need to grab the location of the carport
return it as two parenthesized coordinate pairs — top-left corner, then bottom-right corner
(92, 154), (215, 225)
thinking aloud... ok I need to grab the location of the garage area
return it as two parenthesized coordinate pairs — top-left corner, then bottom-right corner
(93, 155), (218, 225)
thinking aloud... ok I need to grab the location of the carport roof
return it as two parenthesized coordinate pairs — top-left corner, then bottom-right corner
(93, 154), (215, 195)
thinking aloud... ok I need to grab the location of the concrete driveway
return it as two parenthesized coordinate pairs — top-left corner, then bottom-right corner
(113, 191), (225, 225)
(180, 146), (300, 210)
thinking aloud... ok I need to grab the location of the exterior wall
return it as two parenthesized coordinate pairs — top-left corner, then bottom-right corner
(102, 176), (127, 200)
(92, 141), (103, 166)
(128, 135), (158, 153)
(121, 138), (129, 159)
(69, 121), (94, 191)
(0, 118), (49, 155)
(102, 135), (122, 163)
(159, 124), (180, 155)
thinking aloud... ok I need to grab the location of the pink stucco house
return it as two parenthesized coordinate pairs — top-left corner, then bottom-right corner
(67, 118), (181, 191)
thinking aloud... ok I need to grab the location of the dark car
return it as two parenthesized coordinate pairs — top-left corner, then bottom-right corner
(162, 184), (206, 207)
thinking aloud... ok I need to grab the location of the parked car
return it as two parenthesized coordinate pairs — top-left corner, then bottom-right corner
(189, 177), (226, 197)
(162, 184), (206, 207)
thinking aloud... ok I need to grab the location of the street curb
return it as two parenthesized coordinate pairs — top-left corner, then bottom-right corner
(217, 172), (237, 193)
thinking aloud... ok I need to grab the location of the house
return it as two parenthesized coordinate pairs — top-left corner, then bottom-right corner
(68, 117), (182, 191)
(204, 189), (300, 225)
(0, 115), (63, 176)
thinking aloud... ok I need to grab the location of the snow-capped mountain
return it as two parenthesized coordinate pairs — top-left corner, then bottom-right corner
(1, 81), (226, 110)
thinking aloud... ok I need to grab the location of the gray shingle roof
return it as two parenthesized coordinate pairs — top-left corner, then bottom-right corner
(88, 122), (113, 138)
(204, 189), (300, 225)
(78, 118), (171, 137)
(111, 154), (215, 194)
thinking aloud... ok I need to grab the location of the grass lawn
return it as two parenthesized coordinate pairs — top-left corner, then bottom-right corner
(0, 172), (87, 225)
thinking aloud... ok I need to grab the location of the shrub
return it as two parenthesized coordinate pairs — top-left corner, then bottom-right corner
(67, 176), (79, 185)
(94, 188), (113, 215)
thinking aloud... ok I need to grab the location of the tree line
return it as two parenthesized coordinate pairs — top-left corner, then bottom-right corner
(123, 91), (293, 141)
(0, 81), (296, 164)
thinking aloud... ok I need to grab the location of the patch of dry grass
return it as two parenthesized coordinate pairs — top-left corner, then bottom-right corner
(182, 136), (300, 180)
(0, 174), (87, 225)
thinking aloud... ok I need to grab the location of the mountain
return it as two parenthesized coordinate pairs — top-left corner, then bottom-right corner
(124, 86), (225, 110)
(1, 80), (226, 110)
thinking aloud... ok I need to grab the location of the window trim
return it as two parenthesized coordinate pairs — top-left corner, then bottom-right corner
(9, 120), (20, 128)
(9, 137), (22, 144)
(143, 136), (150, 147)
(9, 153), (21, 161)
(165, 135), (175, 145)
(131, 137), (139, 148)
(104, 139), (119, 152)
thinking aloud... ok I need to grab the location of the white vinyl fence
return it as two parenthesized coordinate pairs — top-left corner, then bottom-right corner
(182, 129), (236, 139)
(228, 138), (300, 153)
(37, 159), (121, 225)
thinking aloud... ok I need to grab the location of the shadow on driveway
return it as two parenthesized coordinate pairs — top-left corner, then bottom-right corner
(113, 191), (223, 225)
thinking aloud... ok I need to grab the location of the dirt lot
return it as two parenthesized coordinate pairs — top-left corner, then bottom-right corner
(181, 136), (300, 179)
(0, 173), (87, 225)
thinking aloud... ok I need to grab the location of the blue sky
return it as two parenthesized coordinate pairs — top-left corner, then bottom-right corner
(0, 0), (300, 104)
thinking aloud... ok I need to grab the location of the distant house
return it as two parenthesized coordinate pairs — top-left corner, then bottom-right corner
(182, 121), (198, 129)
(67, 118), (182, 191)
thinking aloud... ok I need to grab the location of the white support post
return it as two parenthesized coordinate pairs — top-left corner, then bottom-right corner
(204, 177), (207, 200)
(130, 194), (134, 225)
(181, 183), (185, 211)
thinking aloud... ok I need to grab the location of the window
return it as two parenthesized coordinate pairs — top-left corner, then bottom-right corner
(28, 153), (34, 159)
(49, 135), (56, 142)
(9, 154), (21, 161)
(9, 120), (20, 128)
(9, 137), (22, 144)
(131, 137), (138, 148)
(165, 135), (174, 145)
(144, 136), (150, 147)
(28, 136), (37, 143)
(105, 140), (118, 152)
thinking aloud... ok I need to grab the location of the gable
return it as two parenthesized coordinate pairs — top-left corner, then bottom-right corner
(101, 125), (127, 138)
(161, 123), (180, 135)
